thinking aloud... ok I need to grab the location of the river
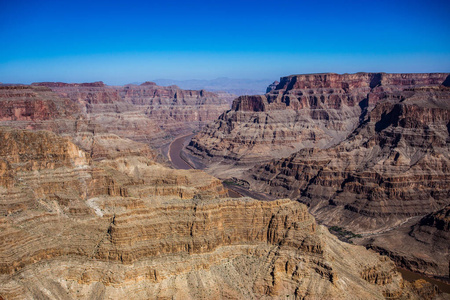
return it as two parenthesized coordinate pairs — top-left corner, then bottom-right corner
(167, 135), (450, 293)
(168, 134), (195, 170)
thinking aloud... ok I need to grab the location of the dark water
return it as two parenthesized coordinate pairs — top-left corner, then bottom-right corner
(169, 134), (194, 170)
(397, 268), (450, 294)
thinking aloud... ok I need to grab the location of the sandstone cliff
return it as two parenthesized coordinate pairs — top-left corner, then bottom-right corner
(185, 73), (449, 177)
(0, 127), (424, 299)
(0, 85), (80, 133)
(246, 84), (450, 278)
(0, 85), (161, 162)
(31, 81), (230, 148)
(121, 83), (230, 139)
(248, 85), (450, 231)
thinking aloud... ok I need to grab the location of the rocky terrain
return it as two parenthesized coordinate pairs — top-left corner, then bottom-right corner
(153, 77), (272, 96)
(245, 79), (450, 278)
(362, 206), (449, 278)
(0, 85), (79, 133)
(0, 126), (431, 299)
(185, 73), (449, 178)
(31, 81), (230, 149)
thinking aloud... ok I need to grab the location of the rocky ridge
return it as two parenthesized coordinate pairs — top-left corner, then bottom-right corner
(248, 84), (450, 231)
(185, 73), (449, 178)
(247, 83), (450, 278)
(0, 85), (79, 133)
(31, 81), (230, 149)
(0, 127), (427, 299)
(0, 84), (160, 162)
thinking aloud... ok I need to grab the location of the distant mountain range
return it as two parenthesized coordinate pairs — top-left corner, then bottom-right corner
(151, 77), (273, 96)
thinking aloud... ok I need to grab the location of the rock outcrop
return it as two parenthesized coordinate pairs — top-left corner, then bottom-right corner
(0, 84), (160, 162)
(185, 73), (449, 177)
(266, 80), (279, 93)
(120, 83), (230, 138)
(0, 85), (80, 133)
(362, 206), (450, 278)
(249, 85), (450, 232)
(0, 127), (424, 299)
(31, 81), (230, 149)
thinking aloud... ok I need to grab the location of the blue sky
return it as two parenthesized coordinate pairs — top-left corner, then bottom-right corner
(1, 0), (449, 84)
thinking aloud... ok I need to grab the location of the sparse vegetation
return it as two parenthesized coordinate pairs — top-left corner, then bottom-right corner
(329, 226), (362, 243)
(222, 180), (243, 186)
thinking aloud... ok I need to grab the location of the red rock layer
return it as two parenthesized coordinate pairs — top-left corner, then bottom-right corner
(0, 127), (421, 299)
(30, 82), (230, 148)
(248, 86), (450, 233)
(0, 85), (79, 132)
(186, 73), (449, 177)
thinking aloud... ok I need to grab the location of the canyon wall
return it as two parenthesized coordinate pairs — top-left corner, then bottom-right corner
(0, 127), (424, 299)
(30, 81), (230, 148)
(248, 85), (450, 231)
(363, 205), (449, 278)
(186, 73), (449, 177)
(247, 84), (450, 277)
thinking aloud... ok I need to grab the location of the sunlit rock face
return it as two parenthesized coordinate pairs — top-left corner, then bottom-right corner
(0, 85), (80, 132)
(248, 84), (450, 231)
(30, 81), (230, 148)
(0, 127), (422, 299)
(185, 73), (449, 177)
(247, 83), (450, 278)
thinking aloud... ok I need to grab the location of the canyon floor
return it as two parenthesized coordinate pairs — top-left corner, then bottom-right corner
(1, 75), (449, 299)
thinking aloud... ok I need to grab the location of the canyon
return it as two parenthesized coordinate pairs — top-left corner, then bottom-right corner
(0, 126), (429, 299)
(1, 73), (449, 299)
(184, 72), (450, 284)
(30, 81), (230, 149)
(185, 72), (449, 178)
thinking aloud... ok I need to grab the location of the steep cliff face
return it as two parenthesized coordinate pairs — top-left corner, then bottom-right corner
(31, 81), (230, 148)
(244, 84), (450, 278)
(0, 85), (160, 162)
(248, 86), (450, 232)
(186, 73), (448, 177)
(0, 85), (80, 132)
(0, 127), (422, 299)
(121, 83), (230, 137)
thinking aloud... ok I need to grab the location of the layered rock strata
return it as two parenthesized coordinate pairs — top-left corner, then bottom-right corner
(0, 85), (79, 133)
(186, 73), (449, 177)
(0, 127), (423, 299)
(363, 206), (450, 278)
(249, 85), (450, 231)
(32, 81), (230, 148)
(0, 85), (160, 162)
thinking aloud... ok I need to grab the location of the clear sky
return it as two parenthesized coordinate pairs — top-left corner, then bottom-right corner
(1, 0), (449, 84)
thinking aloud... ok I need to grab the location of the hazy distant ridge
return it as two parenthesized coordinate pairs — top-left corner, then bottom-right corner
(152, 77), (272, 96)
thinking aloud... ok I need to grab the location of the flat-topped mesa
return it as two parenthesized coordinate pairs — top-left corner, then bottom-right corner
(265, 72), (449, 110)
(140, 81), (157, 86)
(231, 95), (268, 112)
(273, 73), (448, 91)
(0, 128), (421, 299)
(185, 72), (449, 177)
(33, 81), (124, 107)
(247, 85), (450, 232)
